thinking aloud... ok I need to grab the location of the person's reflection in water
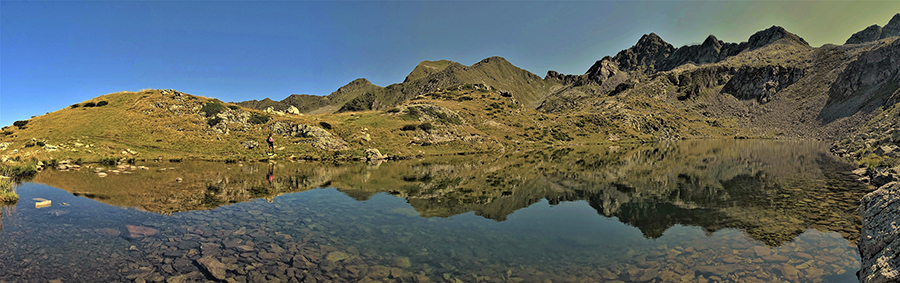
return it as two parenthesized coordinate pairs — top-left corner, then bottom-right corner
(267, 163), (274, 185)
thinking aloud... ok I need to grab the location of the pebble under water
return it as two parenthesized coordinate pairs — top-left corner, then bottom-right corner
(0, 140), (868, 282)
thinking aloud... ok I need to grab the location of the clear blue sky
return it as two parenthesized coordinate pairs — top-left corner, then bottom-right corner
(1, 1), (897, 127)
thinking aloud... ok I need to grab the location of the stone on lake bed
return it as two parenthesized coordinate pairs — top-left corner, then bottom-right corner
(126, 225), (159, 238)
(97, 172), (108, 177)
(197, 256), (227, 280)
(326, 251), (349, 262)
(781, 264), (800, 281)
(753, 246), (771, 257)
(393, 256), (411, 268)
(762, 254), (789, 262)
(96, 228), (121, 237)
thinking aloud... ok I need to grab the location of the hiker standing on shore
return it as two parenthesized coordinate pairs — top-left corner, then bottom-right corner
(267, 133), (275, 154)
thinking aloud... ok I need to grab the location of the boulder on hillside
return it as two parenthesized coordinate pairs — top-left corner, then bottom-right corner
(241, 140), (259, 149)
(365, 148), (386, 161)
(286, 105), (301, 115)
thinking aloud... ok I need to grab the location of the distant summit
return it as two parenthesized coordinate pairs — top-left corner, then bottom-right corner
(745, 26), (809, 50)
(613, 33), (675, 72)
(846, 13), (900, 44)
(404, 60), (457, 83)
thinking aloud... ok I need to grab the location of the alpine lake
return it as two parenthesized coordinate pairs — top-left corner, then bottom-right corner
(0, 140), (870, 283)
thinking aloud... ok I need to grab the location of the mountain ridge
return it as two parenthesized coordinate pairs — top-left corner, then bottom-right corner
(3, 14), (897, 166)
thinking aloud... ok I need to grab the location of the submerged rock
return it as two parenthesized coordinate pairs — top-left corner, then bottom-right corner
(96, 228), (121, 237)
(126, 225), (159, 238)
(197, 256), (227, 280)
(858, 181), (900, 283)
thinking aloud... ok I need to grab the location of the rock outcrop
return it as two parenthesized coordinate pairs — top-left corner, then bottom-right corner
(545, 57), (622, 87)
(829, 38), (900, 102)
(286, 105), (300, 115)
(858, 181), (900, 283)
(269, 121), (348, 151)
(722, 65), (805, 103)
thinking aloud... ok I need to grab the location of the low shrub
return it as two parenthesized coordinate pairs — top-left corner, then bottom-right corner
(201, 102), (227, 117)
(401, 108), (421, 120)
(0, 163), (38, 178)
(319, 121), (332, 130)
(83, 102), (97, 107)
(227, 105), (239, 110)
(70, 104), (80, 108)
(98, 157), (119, 166)
(0, 178), (18, 204)
(13, 120), (28, 129)
(208, 117), (223, 127)
(400, 124), (417, 131)
(96, 101), (109, 106)
(249, 113), (270, 125)
(418, 122), (434, 132)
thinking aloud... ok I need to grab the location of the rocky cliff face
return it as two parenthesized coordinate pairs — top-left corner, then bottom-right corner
(829, 38), (900, 102)
(723, 65), (805, 103)
(858, 181), (900, 283)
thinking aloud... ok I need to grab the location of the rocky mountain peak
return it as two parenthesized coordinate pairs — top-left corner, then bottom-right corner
(330, 78), (376, 97)
(881, 13), (900, 39)
(847, 25), (884, 44)
(639, 33), (666, 45)
(347, 78), (373, 87)
(702, 35), (722, 49)
(403, 60), (459, 83)
(614, 33), (675, 71)
(846, 13), (900, 44)
(747, 26), (809, 50)
(475, 56), (510, 65)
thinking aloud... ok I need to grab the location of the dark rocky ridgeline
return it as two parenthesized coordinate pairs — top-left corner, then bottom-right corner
(846, 13), (900, 44)
(601, 28), (806, 73)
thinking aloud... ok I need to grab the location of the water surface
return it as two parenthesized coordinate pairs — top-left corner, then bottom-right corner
(0, 140), (868, 282)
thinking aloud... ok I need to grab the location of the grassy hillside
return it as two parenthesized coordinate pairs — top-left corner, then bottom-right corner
(0, 85), (669, 165)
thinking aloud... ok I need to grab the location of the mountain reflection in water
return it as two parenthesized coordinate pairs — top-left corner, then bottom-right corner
(30, 140), (867, 247)
(1, 140), (866, 282)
